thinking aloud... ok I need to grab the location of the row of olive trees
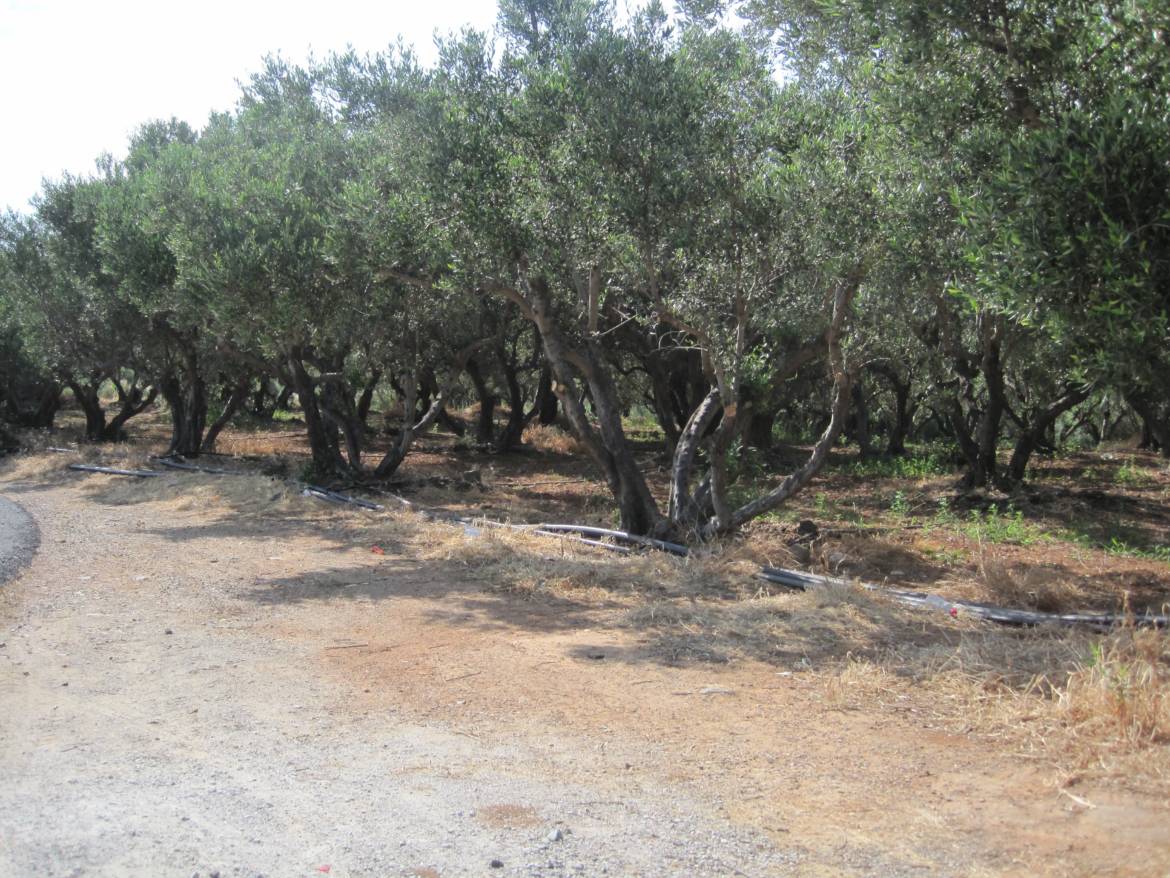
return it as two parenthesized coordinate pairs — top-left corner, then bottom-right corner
(1, 0), (1167, 537)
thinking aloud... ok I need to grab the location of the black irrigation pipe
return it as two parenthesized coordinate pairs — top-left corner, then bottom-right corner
(156, 458), (244, 476)
(758, 567), (1168, 630)
(64, 460), (1166, 630)
(373, 490), (635, 553)
(67, 464), (161, 478)
(301, 485), (385, 511)
(532, 523), (690, 556)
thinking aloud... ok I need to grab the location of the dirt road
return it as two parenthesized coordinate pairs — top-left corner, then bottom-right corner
(1, 470), (1167, 877)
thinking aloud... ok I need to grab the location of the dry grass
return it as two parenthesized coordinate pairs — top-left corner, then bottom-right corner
(214, 426), (308, 459)
(821, 621), (1170, 793)
(975, 549), (1073, 613)
(1055, 628), (1170, 754)
(521, 423), (586, 456)
(626, 576), (935, 665)
(405, 516), (695, 603)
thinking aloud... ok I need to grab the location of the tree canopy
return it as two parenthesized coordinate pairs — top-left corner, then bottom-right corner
(1, 0), (1166, 536)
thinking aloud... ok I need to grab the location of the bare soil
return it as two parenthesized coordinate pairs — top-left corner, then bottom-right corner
(1, 417), (1168, 876)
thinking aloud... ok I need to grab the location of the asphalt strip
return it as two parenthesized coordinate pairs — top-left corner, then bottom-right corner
(0, 494), (39, 587)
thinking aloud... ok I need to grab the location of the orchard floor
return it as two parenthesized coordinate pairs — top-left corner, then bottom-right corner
(0, 431), (1168, 876)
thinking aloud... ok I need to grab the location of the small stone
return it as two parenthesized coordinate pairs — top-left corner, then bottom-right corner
(490, 860), (504, 869)
(699, 685), (734, 696)
(546, 828), (564, 842)
(165, 629), (174, 635)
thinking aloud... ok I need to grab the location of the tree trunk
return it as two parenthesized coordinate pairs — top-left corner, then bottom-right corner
(373, 371), (446, 479)
(105, 381), (157, 441)
(1006, 384), (1093, 484)
(646, 352), (683, 451)
(315, 364), (367, 471)
(199, 378), (250, 453)
(288, 351), (346, 477)
(416, 369), (464, 437)
(744, 407), (776, 451)
(850, 380), (874, 459)
(1128, 392), (1170, 457)
(971, 327), (1006, 487)
(356, 371), (381, 427)
(4, 383), (60, 429)
(870, 363), (912, 456)
(67, 379), (108, 442)
(534, 364), (558, 425)
(493, 355), (528, 453)
(30, 384), (61, 429)
(707, 276), (860, 536)
(668, 388), (722, 530)
(465, 357), (496, 444)
(68, 375), (152, 443)
(584, 339), (662, 535)
(162, 374), (203, 457)
(512, 276), (663, 535)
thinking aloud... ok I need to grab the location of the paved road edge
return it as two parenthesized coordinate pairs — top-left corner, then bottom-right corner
(0, 494), (39, 587)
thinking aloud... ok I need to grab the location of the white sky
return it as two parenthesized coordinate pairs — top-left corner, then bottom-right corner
(0, 0), (501, 213)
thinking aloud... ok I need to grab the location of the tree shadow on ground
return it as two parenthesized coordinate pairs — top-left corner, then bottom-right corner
(1, 449), (1139, 676)
(230, 542), (969, 672)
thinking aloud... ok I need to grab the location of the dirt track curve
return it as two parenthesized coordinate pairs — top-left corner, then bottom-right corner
(1, 471), (1167, 877)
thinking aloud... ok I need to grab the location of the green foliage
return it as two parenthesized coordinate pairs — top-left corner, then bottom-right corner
(2, 0), (1167, 528)
(889, 490), (910, 517)
(965, 504), (1038, 545)
(1115, 458), (1156, 489)
(839, 447), (957, 479)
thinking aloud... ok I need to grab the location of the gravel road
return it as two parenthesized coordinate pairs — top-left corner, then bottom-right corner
(0, 482), (794, 877)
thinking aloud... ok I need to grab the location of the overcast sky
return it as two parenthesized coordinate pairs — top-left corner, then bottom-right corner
(0, 0), (502, 213)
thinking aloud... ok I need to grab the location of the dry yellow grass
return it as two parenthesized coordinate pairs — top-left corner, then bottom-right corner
(405, 516), (690, 602)
(976, 548), (1072, 612)
(1056, 627), (1169, 750)
(521, 423), (586, 456)
(825, 621), (1170, 793)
